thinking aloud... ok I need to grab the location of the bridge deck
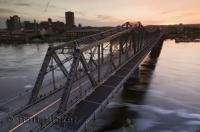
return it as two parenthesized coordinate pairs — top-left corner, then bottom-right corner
(0, 21), (163, 131)
(55, 36), (163, 131)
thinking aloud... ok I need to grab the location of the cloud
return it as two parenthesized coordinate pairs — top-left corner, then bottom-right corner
(44, 0), (52, 12)
(76, 17), (121, 27)
(161, 10), (175, 15)
(14, 3), (31, 7)
(96, 15), (112, 20)
(0, 8), (18, 14)
(49, 5), (56, 8)
(96, 14), (122, 24)
(0, 0), (199, 26)
(75, 11), (85, 16)
(0, 0), (8, 3)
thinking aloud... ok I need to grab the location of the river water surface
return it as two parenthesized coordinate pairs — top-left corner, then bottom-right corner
(0, 40), (200, 131)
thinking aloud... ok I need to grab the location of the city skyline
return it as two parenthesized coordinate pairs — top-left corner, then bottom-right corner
(0, 0), (200, 28)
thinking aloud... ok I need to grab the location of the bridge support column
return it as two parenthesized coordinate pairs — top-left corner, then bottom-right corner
(118, 42), (123, 65)
(98, 44), (101, 82)
(101, 43), (104, 64)
(57, 49), (81, 113)
(28, 47), (52, 104)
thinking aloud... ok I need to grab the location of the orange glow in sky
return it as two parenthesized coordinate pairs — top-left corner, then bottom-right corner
(0, 0), (200, 27)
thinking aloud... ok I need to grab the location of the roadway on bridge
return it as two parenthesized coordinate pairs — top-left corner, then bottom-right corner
(43, 35), (163, 132)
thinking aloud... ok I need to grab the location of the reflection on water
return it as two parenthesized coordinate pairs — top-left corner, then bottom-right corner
(93, 40), (200, 132)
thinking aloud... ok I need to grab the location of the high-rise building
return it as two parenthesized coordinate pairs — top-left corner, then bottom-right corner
(6, 15), (21, 31)
(65, 11), (75, 30)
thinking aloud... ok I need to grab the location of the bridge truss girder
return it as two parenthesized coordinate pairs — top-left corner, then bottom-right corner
(28, 21), (158, 115)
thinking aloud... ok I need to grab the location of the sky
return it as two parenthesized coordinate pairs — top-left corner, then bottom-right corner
(0, 0), (200, 28)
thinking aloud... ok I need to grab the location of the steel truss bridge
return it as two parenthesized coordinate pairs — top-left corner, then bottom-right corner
(0, 22), (164, 132)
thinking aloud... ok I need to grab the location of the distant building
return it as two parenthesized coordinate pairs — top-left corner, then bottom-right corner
(65, 11), (75, 30)
(65, 28), (101, 41)
(6, 15), (21, 31)
(39, 18), (53, 33)
(48, 18), (52, 23)
(78, 23), (82, 28)
(23, 20), (38, 32)
(39, 18), (65, 34)
(48, 18), (52, 28)
(52, 21), (65, 33)
(40, 21), (49, 30)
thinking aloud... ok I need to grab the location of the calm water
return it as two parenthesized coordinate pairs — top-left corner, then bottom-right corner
(0, 43), (49, 101)
(0, 40), (200, 131)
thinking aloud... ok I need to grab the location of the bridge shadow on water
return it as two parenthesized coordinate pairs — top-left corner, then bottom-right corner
(94, 53), (161, 132)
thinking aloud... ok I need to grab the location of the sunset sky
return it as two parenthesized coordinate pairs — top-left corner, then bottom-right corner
(0, 0), (200, 28)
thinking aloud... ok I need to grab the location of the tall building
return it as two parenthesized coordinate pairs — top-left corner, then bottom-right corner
(65, 11), (75, 30)
(6, 15), (21, 31)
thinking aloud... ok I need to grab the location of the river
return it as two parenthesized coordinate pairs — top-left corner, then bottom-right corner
(0, 40), (200, 131)
(0, 43), (49, 101)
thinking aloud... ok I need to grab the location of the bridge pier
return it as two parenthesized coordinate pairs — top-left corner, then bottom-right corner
(124, 38), (164, 90)
(149, 39), (164, 60)
(140, 39), (163, 71)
